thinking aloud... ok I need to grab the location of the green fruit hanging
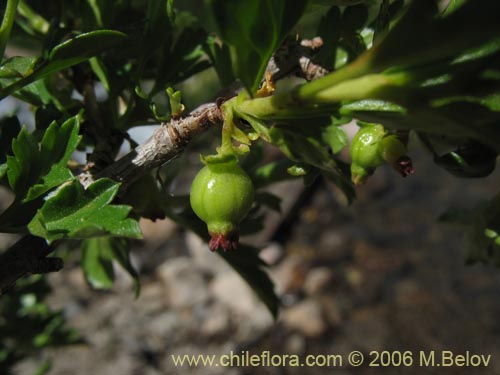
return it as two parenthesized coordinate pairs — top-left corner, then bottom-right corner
(350, 124), (414, 185)
(190, 158), (254, 251)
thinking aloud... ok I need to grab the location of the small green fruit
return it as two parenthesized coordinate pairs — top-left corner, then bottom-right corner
(350, 124), (412, 185)
(190, 159), (254, 251)
(350, 125), (386, 185)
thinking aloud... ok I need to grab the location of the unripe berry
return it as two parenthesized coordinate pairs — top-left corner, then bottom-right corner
(350, 125), (412, 185)
(190, 160), (254, 251)
(350, 125), (386, 185)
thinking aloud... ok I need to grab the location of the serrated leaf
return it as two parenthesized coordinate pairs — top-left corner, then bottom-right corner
(6, 114), (81, 201)
(207, 0), (308, 94)
(26, 116), (82, 201)
(28, 178), (142, 242)
(81, 237), (140, 295)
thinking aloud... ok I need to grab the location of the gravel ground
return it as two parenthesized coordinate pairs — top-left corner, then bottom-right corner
(11, 148), (500, 375)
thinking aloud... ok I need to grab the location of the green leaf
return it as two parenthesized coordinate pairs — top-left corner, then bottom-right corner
(322, 119), (348, 154)
(255, 192), (282, 213)
(251, 158), (299, 188)
(6, 114), (81, 201)
(203, 36), (234, 87)
(0, 0), (19, 59)
(0, 163), (7, 180)
(270, 126), (337, 171)
(444, 192), (500, 266)
(207, 0), (309, 94)
(81, 238), (115, 290)
(89, 57), (110, 92)
(370, 0), (500, 72)
(28, 178), (142, 242)
(433, 142), (497, 178)
(26, 117), (82, 201)
(0, 30), (127, 100)
(443, 0), (467, 16)
(81, 237), (140, 295)
(47, 30), (127, 64)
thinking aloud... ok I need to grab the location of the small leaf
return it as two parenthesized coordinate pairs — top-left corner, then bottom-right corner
(0, 163), (7, 179)
(81, 237), (140, 295)
(28, 178), (142, 242)
(26, 116), (82, 201)
(252, 158), (299, 188)
(0, 31), (127, 99)
(255, 192), (282, 213)
(203, 36), (234, 86)
(6, 114), (81, 201)
(322, 120), (348, 154)
(207, 0), (308, 94)
(48, 30), (127, 63)
(433, 142), (497, 178)
(81, 237), (115, 290)
(89, 57), (110, 92)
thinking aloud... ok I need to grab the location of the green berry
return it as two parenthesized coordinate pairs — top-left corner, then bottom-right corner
(350, 125), (386, 185)
(350, 124), (410, 185)
(190, 159), (254, 251)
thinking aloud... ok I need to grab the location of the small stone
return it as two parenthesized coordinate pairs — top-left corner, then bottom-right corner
(282, 299), (327, 337)
(210, 272), (258, 315)
(138, 282), (168, 314)
(140, 217), (178, 247)
(270, 255), (309, 295)
(285, 333), (306, 354)
(345, 266), (363, 287)
(320, 296), (343, 326)
(185, 231), (230, 275)
(318, 231), (350, 262)
(344, 306), (389, 352)
(303, 267), (334, 296)
(201, 303), (231, 337)
(210, 271), (274, 337)
(156, 257), (210, 309)
(259, 242), (284, 265)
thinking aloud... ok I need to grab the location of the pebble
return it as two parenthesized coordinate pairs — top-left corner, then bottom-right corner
(259, 242), (284, 266)
(303, 267), (334, 296)
(270, 255), (309, 295)
(156, 257), (210, 309)
(201, 303), (231, 337)
(282, 299), (327, 337)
